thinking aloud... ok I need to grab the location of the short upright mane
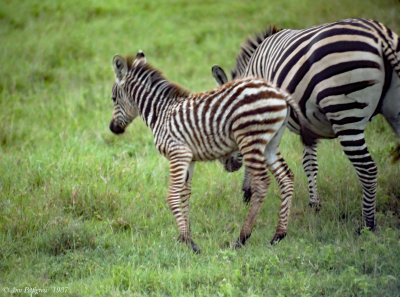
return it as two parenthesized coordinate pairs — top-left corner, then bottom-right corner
(126, 55), (190, 99)
(232, 25), (280, 79)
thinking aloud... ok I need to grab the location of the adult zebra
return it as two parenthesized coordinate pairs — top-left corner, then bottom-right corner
(109, 51), (314, 252)
(212, 18), (400, 231)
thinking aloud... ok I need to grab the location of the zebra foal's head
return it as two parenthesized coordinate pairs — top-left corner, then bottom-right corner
(109, 52), (145, 134)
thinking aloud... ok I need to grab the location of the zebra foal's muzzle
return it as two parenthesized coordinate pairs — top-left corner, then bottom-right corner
(109, 120), (125, 134)
(220, 152), (243, 172)
(224, 156), (243, 172)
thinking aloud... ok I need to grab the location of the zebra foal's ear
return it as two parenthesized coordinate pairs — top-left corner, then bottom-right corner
(134, 50), (146, 65)
(112, 54), (128, 85)
(211, 65), (228, 86)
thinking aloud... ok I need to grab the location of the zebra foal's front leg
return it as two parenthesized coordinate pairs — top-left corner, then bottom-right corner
(181, 163), (195, 240)
(167, 156), (200, 253)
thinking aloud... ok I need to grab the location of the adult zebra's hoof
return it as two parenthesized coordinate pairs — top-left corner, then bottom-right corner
(270, 232), (286, 245)
(308, 202), (321, 212)
(355, 224), (376, 235)
(242, 189), (252, 204)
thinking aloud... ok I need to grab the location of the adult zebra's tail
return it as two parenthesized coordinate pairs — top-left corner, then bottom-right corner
(285, 96), (318, 146)
(379, 23), (400, 161)
(381, 31), (400, 79)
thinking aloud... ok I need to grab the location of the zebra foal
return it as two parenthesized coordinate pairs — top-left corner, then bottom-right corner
(212, 18), (400, 231)
(109, 51), (313, 252)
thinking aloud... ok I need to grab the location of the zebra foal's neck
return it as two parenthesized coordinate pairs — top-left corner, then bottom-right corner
(125, 55), (189, 128)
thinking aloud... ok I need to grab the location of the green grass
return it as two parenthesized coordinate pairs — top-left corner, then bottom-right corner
(1, 0), (400, 296)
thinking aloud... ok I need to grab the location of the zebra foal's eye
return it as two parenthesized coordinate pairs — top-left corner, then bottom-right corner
(112, 96), (117, 102)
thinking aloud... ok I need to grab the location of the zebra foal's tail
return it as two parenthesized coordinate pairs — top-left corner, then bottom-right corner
(285, 96), (318, 146)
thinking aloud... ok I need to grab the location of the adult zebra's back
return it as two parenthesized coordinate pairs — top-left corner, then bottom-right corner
(212, 18), (400, 230)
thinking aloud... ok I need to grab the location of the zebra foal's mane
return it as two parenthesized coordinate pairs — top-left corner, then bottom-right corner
(125, 55), (190, 99)
(232, 25), (280, 79)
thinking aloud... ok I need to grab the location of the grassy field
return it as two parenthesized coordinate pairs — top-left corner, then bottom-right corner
(1, 0), (400, 296)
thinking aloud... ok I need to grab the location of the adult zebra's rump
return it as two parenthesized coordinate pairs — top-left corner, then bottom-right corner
(109, 51), (313, 252)
(212, 18), (400, 230)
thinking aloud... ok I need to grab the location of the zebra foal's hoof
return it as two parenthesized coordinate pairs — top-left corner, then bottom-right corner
(191, 242), (201, 254)
(233, 234), (251, 249)
(270, 232), (286, 245)
(177, 235), (201, 254)
(234, 239), (244, 250)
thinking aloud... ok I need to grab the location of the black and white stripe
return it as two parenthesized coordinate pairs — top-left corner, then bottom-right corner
(212, 18), (400, 230)
(109, 51), (314, 252)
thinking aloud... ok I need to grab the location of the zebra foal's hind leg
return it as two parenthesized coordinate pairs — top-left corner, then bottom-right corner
(302, 140), (321, 210)
(268, 153), (294, 244)
(264, 124), (294, 244)
(234, 145), (270, 249)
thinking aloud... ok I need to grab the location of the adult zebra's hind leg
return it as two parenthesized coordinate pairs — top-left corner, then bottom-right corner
(303, 140), (321, 210)
(337, 132), (377, 230)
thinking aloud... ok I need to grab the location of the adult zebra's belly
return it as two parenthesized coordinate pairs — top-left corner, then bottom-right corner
(287, 103), (336, 139)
